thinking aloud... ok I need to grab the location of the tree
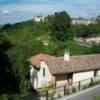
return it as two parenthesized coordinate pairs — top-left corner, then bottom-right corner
(50, 11), (71, 41)
(91, 44), (100, 53)
(74, 24), (100, 38)
(0, 32), (30, 100)
(0, 33), (20, 99)
(2, 24), (12, 30)
(96, 15), (100, 23)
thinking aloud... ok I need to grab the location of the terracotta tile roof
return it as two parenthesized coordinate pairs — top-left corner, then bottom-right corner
(29, 54), (100, 74)
(28, 54), (55, 68)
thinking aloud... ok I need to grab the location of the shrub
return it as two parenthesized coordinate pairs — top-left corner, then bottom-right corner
(94, 96), (100, 100)
(72, 86), (77, 93)
(39, 82), (54, 93)
(0, 94), (8, 100)
(66, 87), (70, 95)
(49, 90), (56, 99)
(50, 90), (61, 99)
(81, 85), (87, 90)
(94, 80), (100, 85)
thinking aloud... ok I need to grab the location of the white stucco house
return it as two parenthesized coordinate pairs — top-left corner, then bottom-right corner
(71, 19), (96, 25)
(74, 37), (100, 46)
(85, 37), (100, 44)
(34, 16), (45, 22)
(28, 53), (100, 89)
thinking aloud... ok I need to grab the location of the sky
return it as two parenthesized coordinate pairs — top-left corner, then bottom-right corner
(0, 0), (100, 24)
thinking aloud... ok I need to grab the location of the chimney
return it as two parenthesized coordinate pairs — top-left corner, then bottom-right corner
(64, 51), (69, 61)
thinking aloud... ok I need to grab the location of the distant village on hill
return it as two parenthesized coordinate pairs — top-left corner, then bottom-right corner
(34, 15), (96, 25)
(32, 14), (100, 46)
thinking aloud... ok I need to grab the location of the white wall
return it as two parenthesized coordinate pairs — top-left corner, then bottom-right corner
(86, 37), (100, 44)
(34, 16), (44, 22)
(73, 71), (94, 83)
(97, 70), (100, 76)
(30, 61), (53, 89)
(30, 65), (38, 89)
(37, 61), (53, 88)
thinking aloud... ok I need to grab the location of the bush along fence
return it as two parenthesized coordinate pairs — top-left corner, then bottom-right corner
(38, 75), (100, 100)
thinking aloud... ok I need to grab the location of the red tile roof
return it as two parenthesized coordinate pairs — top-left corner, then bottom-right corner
(28, 54), (56, 68)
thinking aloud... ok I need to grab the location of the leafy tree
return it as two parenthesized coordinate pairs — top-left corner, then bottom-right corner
(74, 23), (100, 38)
(74, 24), (90, 38)
(91, 44), (100, 53)
(2, 24), (12, 30)
(6, 39), (45, 98)
(96, 15), (100, 23)
(50, 11), (71, 41)
(0, 33), (20, 99)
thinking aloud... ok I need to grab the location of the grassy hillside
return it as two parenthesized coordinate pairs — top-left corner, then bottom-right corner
(0, 20), (95, 57)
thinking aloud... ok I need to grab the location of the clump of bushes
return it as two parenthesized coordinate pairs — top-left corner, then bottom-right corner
(94, 96), (100, 100)
(94, 80), (100, 85)
(39, 82), (54, 93)
(81, 85), (87, 90)
(66, 87), (71, 95)
(49, 90), (61, 99)
(71, 86), (77, 93)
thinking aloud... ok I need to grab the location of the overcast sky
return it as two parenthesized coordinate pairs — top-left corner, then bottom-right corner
(0, 0), (100, 24)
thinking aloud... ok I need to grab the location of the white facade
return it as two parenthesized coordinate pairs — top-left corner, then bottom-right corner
(30, 65), (38, 88)
(30, 61), (53, 89)
(37, 61), (53, 88)
(73, 71), (94, 82)
(97, 70), (100, 76)
(34, 16), (45, 22)
(30, 62), (100, 89)
(85, 37), (100, 44)
(72, 19), (96, 25)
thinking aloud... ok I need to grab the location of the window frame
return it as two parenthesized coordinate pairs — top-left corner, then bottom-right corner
(43, 68), (45, 77)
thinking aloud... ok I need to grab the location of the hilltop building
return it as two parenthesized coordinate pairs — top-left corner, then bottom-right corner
(74, 36), (100, 45)
(71, 18), (96, 25)
(34, 16), (45, 22)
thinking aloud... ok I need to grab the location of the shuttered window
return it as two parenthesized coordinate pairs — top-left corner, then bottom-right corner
(43, 68), (45, 77)
(94, 70), (98, 77)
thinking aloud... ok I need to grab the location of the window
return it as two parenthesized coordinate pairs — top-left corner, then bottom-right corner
(94, 70), (98, 77)
(68, 73), (73, 84)
(68, 73), (72, 79)
(43, 68), (45, 77)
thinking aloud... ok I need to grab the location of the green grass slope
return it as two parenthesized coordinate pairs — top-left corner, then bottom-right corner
(0, 20), (96, 56)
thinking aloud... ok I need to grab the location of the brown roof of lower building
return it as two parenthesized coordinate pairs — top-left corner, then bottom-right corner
(29, 54), (100, 75)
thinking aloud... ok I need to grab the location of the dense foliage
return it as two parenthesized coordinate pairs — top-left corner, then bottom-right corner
(48, 11), (72, 41)
(73, 23), (100, 38)
(0, 33), (21, 100)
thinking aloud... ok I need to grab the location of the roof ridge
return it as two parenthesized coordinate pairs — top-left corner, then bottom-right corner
(58, 54), (100, 59)
(71, 54), (100, 58)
